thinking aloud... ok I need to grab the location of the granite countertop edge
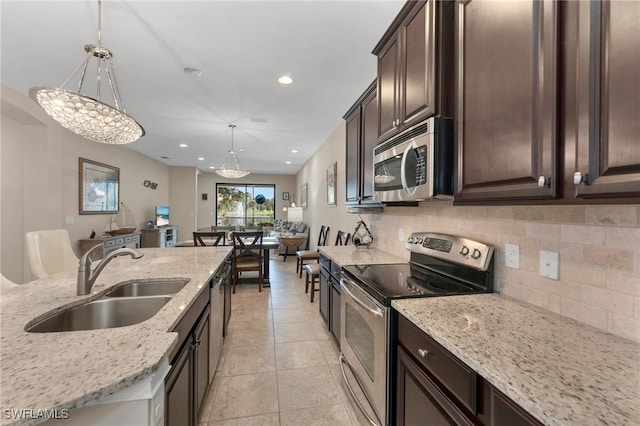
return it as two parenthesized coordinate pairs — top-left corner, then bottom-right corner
(392, 294), (640, 426)
(0, 247), (232, 426)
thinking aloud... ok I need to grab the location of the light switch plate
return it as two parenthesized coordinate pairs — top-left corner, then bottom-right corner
(65, 216), (74, 225)
(398, 228), (404, 242)
(539, 250), (559, 280)
(505, 243), (520, 269)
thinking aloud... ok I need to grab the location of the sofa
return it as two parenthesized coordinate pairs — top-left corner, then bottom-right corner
(268, 220), (310, 252)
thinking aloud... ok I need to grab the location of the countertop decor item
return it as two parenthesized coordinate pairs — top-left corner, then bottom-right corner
(352, 218), (373, 247)
(28, 0), (144, 144)
(215, 124), (249, 178)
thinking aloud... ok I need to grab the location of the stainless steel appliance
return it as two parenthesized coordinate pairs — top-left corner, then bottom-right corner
(373, 117), (453, 203)
(339, 233), (494, 426)
(210, 258), (231, 381)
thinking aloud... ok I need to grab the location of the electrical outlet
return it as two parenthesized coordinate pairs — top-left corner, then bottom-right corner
(539, 250), (559, 280)
(505, 243), (520, 269)
(398, 228), (404, 241)
(65, 216), (74, 225)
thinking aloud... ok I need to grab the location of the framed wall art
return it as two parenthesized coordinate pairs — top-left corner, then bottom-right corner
(300, 183), (308, 208)
(327, 162), (336, 207)
(79, 158), (120, 215)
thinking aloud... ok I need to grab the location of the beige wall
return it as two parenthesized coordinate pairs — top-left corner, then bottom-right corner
(1, 85), (170, 283)
(297, 122), (640, 342)
(196, 172), (299, 230)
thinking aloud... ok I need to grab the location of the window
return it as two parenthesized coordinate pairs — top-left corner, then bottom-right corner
(216, 184), (275, 227)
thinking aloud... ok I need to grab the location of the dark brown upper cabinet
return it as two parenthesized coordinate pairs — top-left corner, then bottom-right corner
(373, 0), (454, 144)
(344, 81), (378, 205)
(568, 0), (640, 199)
(455, 0), (639, 204)
(454, 0), (559, 202)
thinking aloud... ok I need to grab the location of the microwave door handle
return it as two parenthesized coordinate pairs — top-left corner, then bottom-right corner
(340, 279), (383, 318)
(400, 143), (420, 196)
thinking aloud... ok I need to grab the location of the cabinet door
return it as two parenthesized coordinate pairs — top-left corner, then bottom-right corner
(361, 89), (378, 202)
(319, 270), (330, 324)
(455, 0), (559, 202)
(396, 347), (475, 426)
(401, 0), (434, 128)
(492, 387), (542, 426)
(345, 109), (360, 203)
(194, 305), (210, 420)
(378, 34), (401, 140)
(573, 0), (640, 199)
(166, 342), (193, 426)
(330, 283), (341, 345)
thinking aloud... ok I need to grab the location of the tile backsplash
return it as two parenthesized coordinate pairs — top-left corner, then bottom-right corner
(369, 204), (640, 342)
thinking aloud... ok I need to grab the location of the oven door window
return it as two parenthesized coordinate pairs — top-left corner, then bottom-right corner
(345, 304), (375, 381)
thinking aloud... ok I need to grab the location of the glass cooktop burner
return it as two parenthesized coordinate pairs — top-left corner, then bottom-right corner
(343, 263), (484, 306)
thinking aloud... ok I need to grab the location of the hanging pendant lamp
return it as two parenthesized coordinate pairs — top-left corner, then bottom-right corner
(29, 0), (144, 145)
(215, 125), (250, 179)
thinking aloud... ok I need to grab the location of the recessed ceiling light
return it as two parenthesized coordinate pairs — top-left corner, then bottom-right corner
(183, 67), (202, 77)
(285, 161), (292, 164)
(238, 148), (245, 152)
(179, 143), (188, 148)
(209, 166), (215, 169)
(278, 75), (294, 85)
(291, 149), (298, 153)
(197, 157), (204, 161)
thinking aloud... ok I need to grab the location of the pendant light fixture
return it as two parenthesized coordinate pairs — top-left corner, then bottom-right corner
(215, 125), (250, 179)
(29, 0), (144, 144)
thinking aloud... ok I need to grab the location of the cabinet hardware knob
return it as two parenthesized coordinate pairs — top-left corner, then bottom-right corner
(418, 348), (430, 358)
(537, 176), (551, 188)
(573, 171), (588, 185)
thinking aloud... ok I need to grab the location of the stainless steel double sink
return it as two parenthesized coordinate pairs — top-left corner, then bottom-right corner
(26, 279), (189, 333)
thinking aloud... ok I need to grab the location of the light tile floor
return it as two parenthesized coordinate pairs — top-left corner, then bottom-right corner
(199, 256), (370, 425)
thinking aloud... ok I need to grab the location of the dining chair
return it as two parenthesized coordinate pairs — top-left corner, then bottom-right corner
(231, 231), (264, 293)
(25, 229), (79, 280)
(296, 225), (330, 278)
(193, 231), (226, 246)
(335, 230), (351, 246)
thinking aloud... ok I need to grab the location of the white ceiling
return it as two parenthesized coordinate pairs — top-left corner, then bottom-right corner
(1, 0), (404, 174)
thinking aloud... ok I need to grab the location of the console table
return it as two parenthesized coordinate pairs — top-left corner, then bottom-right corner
(141, 226), (178, 248)
(79, 232), (141, 258)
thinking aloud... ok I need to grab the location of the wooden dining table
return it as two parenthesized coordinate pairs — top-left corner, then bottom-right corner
(176, 236), (280, 286)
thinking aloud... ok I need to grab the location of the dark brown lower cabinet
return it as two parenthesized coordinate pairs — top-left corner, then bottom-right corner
(396, 347), (475, 426)
(319, 265), (330, 324)
(166, 295), (211, 426)
(165, 340), (191, 426)
(330, 282), (341, 344)
(396, 314), (542, 426)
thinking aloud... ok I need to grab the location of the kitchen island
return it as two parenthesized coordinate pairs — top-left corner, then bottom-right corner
(0, 246), (231, 426)
(393, 294), (640, 426)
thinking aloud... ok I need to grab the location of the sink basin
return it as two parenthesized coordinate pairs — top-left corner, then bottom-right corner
(105, 278), (189, 297)
(26, 296), (172, 333)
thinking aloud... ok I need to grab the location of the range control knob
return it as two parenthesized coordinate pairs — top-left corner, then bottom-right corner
(459, 246), (470, 256)
(417, 238), (423, 244)
(471, 249), (482, 259)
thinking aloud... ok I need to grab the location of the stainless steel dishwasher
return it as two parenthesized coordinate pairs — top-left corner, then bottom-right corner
(209, 259), (231, 381)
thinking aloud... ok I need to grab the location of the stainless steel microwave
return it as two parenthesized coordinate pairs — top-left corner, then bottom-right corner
(373, 117), (453, 203)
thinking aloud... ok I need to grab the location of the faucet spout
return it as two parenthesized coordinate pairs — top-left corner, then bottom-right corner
(77, 246), (144, 295)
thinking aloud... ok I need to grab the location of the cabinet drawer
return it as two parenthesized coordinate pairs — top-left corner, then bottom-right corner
(105, 239), (116, 248)
(330, 261), (341, 278)
(398, 314), (477, 413)
(124, 235), (133, 243)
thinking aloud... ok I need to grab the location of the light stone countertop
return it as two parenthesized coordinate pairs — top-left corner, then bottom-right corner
(0, 247), (231, 426)
(393, 294), (640, 426)
(320, 245), (407, 266)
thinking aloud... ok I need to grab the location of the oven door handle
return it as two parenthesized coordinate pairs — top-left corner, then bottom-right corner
(340, 279), (383, 318)
(339, 354), (381, 426)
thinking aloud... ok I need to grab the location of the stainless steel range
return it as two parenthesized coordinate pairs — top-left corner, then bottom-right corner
(339, 232), (494, 426)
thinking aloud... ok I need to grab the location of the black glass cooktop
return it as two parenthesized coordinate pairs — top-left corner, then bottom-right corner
(342, 262), (487, 306)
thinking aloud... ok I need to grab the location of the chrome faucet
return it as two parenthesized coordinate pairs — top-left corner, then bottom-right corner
(77, 245), (144, 295)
